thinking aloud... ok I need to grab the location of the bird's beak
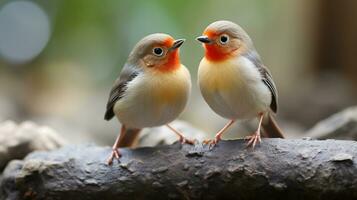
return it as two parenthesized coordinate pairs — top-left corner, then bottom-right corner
(196, 35), (212, 44)
(170, 39), (185, 50)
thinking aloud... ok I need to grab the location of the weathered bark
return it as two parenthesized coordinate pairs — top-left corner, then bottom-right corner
(1, 139), (357, 200)
(0, 121), (65, 171)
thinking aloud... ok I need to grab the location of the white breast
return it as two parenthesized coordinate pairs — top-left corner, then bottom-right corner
(114, 65), (191, 129)
(198, 56), (271, 120)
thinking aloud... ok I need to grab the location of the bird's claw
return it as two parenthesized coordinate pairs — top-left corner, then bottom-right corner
(245, 131), (261, 149)
(107, 148), (121, 165)
(203, 137), (220, 149)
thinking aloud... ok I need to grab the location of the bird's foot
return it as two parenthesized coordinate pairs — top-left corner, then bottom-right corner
(107, 148), (121, 165)
(203, 136), (221, 149)
(245, 131), (261, 149)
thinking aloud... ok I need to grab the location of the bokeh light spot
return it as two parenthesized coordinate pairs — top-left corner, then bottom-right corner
(0, 1), (50, 64)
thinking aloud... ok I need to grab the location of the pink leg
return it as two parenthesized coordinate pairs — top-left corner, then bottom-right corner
(204, 120), (236, 147)
(107, 125), (126, 165)
(246, 113), (264, 148)
(166, 124), (195, 145)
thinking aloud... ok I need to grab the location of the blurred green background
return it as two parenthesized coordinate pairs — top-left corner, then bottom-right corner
(0, 0), (356, 144)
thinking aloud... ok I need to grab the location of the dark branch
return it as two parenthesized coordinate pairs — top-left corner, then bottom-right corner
(2, 139), (357, 200)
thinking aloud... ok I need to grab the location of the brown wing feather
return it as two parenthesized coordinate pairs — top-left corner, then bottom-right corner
(104, 66), (139, 120)
(242, 51), (278, 113)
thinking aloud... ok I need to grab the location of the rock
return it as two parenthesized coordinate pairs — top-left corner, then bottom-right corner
(2, 139), (357, 199)
(138, 120), (206, 146)
(0, 120), (66, 171)
(305, 106), (357, 140)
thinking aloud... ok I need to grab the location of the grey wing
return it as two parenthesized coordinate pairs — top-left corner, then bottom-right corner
(243, 51), (278, 113)
(260, 66), (278, 113)
(104, 65), (140, 120)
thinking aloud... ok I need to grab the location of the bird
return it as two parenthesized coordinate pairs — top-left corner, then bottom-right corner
(196, 20), (284, 148)
(104, 33), (193, 165)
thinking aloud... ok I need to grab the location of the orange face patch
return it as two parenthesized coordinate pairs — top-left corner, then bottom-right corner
(204, 43), (230, 62)
(156, 37), (181, 72)
(159, 49), (180, 72)
(202, 29), (231, 62)
(163, 37), (174, 48)
(204, 29), (219, 38)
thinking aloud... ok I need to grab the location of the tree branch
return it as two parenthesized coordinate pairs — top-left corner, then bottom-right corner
(2, 139), (357, 200)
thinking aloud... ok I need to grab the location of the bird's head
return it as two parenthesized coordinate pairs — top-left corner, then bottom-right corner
(196, 20), (253, 62)
(128, 33), (185, 72)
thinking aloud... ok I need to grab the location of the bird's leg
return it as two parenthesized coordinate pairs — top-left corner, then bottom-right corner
(204, 120), (236, 147)
(166, 124), (195, 145)
(246, 113), (264, 148)
(107, 125), (126, 165)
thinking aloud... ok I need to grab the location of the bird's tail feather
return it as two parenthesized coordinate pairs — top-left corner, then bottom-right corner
(261, 114), (284, 138)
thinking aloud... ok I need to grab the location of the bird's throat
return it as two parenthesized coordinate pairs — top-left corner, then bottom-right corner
(204, 44), (231, 62)
(158, 50), (180, 72)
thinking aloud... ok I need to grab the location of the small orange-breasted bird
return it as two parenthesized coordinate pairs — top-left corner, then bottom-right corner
(196, 20), (284, 148)
(105, 33), (193, 165)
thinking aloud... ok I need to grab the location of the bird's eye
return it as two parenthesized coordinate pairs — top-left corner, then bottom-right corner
(153, 47), (164, 56)
(219, 34), (229, 45)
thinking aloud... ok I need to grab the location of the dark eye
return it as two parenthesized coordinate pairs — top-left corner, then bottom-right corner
(219, 34), (229, 44)
(153, 47), (164, 56)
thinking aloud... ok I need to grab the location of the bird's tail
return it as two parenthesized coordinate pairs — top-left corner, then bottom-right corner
(118, 128), (142, 147)
(261, 113), (284, 138)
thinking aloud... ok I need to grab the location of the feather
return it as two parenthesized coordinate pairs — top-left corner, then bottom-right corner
(242, 51), (278, 113)
(104, 65), (140, 120)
